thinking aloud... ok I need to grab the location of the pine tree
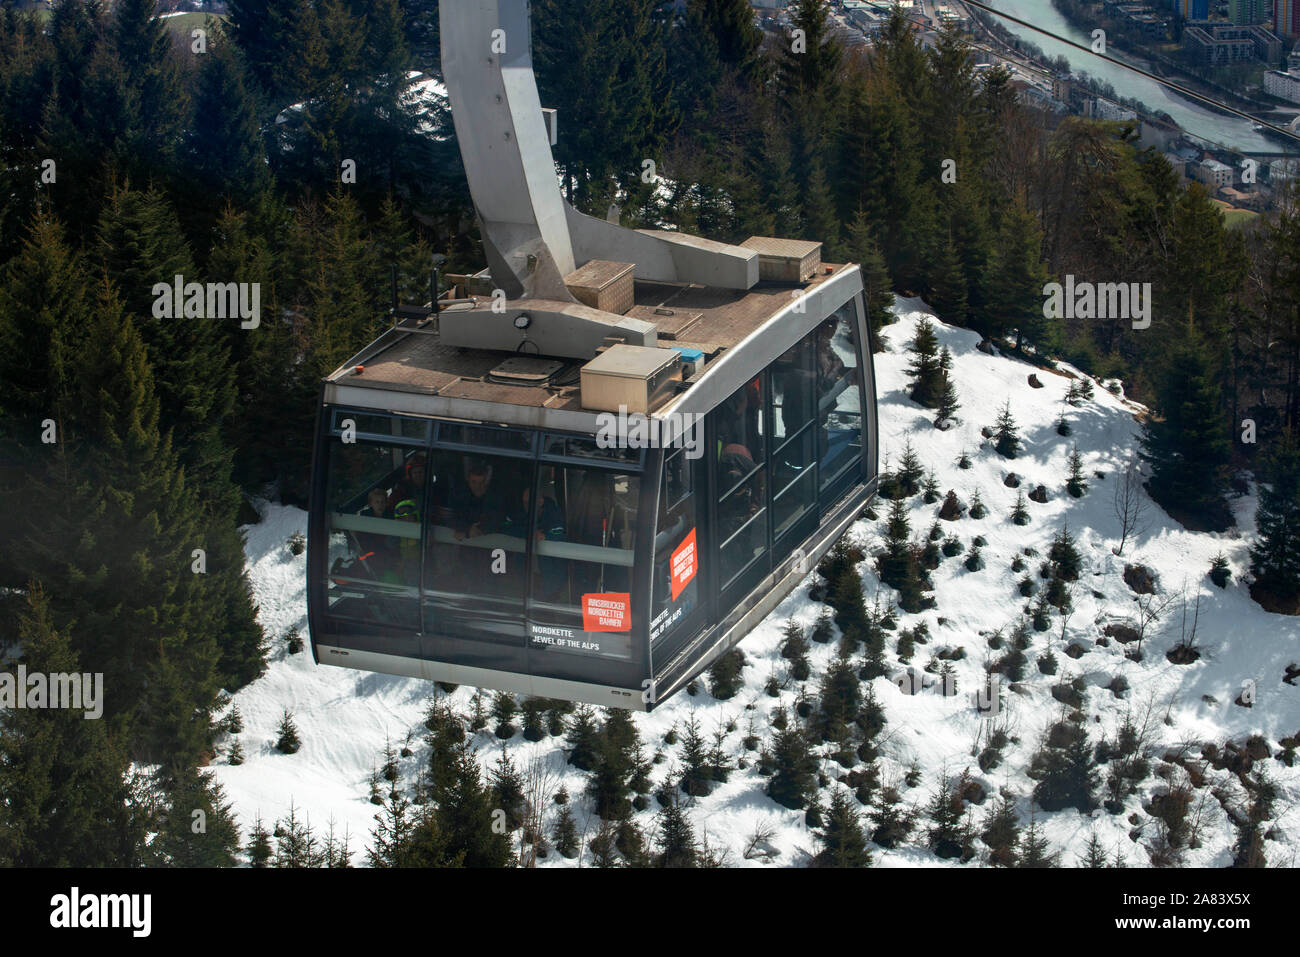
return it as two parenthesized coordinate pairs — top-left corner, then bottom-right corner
(246, 814), (273, 867)
(492, 691), (519, 739)
(1029, 720), (1098, 813)
(276, 710), (301, 754)
(1047, 525), (1082, 582)
(654, 792), (699, 868)
(896, 439), (925, 495)
(1079, 832), (1109, 868)
(553, 805), (579, 860)
(586, 709), (643, 820)
(993, 400), (1021, 458)
(565, 705), (601, 772)
(1140, 324), (1233, 530)
(1249, 430), (1300, 607)
(181, 35), (270, 225)
(766, 726), (817, 810)
(928, 234), (968, 324)
(935, 346), (960, 427)
(846, 209), (894, 349)
(1066, 447), (1088, 498)
(0, 588), (149, 867)
(980, 792), (1020, 867)
(152, 765), (242, 867)
(679, 713), (713, 797)
(272, 802), (323, 867)
(814, 787), (872, 867)
(535, 0), (676, 213)
(811, 607), (835, 646)
(816, 655), (862, 745)
(437, 742), (513, 868)
(489, 748), (528, 831)
(1, 251), (221, 764)
(989, 199), (1052, 349)
(906, 317), (944, 408)
(1011, 490), (1031, 526)
(877, 497), (913, 589)
(367, 783), (415, 867)
(780, 619), (812, 681)
(1016, 812), (1057, 867)
(424, 700), (465, 801)
(869, 786), (916, 848)
(926, 772), (973, 860)
(707, 648), (745, 700)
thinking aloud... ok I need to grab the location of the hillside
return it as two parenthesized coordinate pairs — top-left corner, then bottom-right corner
(211, 300), (1300, 867)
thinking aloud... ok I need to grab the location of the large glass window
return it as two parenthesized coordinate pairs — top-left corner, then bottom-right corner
(816, 301), (865, 497)
(323, 439), (424, 631)
(422, 449), (535, 643)
(770, 338), (819, 548)
(526, 463), (640, 660)
(714, 377), (768, 591)
(651, 448), (700, 652)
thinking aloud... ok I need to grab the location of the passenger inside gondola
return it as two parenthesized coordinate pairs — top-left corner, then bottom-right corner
(393, 497), (422, 584)
(353, 487), (398, 576)
(505, 483), (567, 600)
(450, 459), (505, 538)
(389, 452), (428, 511)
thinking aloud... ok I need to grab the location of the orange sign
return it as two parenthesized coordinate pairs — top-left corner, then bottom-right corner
(582, 593), (631, 632)
(670, 528), (698, 601)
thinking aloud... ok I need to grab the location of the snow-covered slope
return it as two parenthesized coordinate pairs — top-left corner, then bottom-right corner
(211, 299), (1300, 867)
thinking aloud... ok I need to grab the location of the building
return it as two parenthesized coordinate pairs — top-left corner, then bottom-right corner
(1278, 0), (1300, 39)
(1115, 4), (1169, 39)
(1194, 158), (1235, 188)
(1265, 68), (1300, 102)
(1229, 0), (1265, 24)
(844, 0), (884, 35)
(1289, 43), (1300, 71)
(1182, 23), (1283, 65)
(1088, 98), (1139, 122)
(1176, 0), (1210, 20)
(932, 3), (970, 31)
(1271, 157), (1300, 181)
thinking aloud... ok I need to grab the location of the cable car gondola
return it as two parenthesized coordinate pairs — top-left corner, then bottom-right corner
(306, 0), (879, 710)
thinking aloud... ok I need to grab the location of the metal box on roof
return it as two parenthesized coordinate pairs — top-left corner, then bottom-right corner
(565, 260), (636, 315)
(740, 236), (823, 283)
(579, 344), (680, 414)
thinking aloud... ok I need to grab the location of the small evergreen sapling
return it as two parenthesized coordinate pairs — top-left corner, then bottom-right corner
(1209, 553), (1231, 588)
(897, 439), (925, 496)
(1066, 447), (1088, 498)
(934, 346), (960, 428)
(921, 471), (941, 505)
(993, 401), (1021, 459)
(1011, 490), (1031, 526)
(275, 709), (301, 754)
(492, 691), (519, 739)
(707, 648), (745, 700)
(906, 316), (944, 408)
(781, 618), (813, 679)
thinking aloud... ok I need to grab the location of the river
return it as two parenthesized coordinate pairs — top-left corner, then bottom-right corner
(981, 0), (1282, 153)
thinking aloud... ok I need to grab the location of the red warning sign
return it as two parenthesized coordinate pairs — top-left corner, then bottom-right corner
(670, 528), (698, 601)
(582, 593), (631, 632)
